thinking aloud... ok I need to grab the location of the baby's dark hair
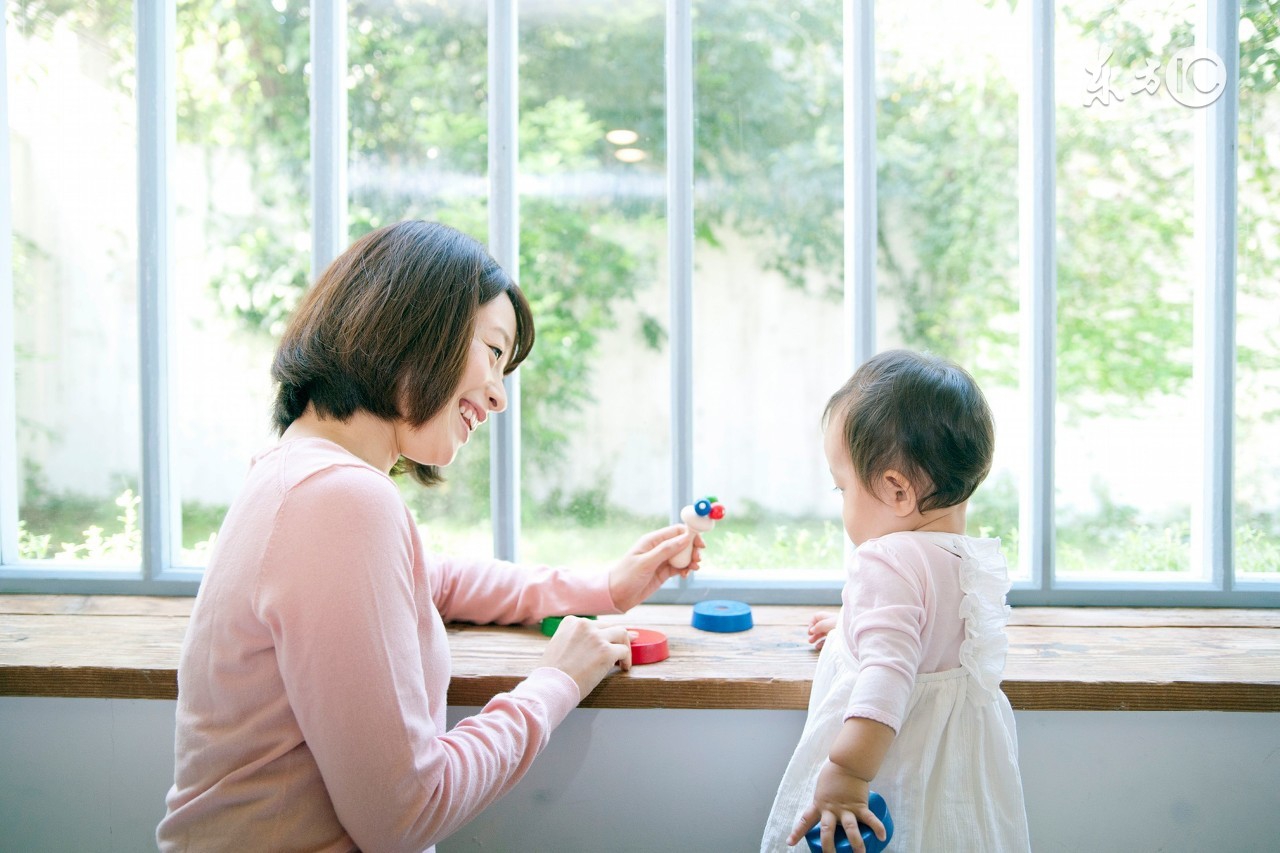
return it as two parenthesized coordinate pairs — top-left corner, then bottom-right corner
(824, 349), (994, 513)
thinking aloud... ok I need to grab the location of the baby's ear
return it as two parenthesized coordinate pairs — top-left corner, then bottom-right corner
(880, 470), (918, 518)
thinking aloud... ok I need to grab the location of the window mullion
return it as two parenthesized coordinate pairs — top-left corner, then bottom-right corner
(845, 0), (876, 369)
(668, 0), (694, 539)
(489, 0), (520, 562)
(838, 0), (878, 578)
(1018, 0), (1056, 595)
(137, 0), (177, 580)
(0, 7), (18, 566)
(310, 0), (348, 277)
(1193, 0), (1239, 590)
(0, 6), (20, 569)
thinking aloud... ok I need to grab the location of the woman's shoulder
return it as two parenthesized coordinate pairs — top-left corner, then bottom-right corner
(255, 437), (402, 510)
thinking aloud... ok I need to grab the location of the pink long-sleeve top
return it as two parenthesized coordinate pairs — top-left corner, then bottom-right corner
(157, 438), (619, 852)
(840, 532), (970, 732)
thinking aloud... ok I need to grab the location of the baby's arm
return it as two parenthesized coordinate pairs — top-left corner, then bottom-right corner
(786, 716), (893, 852)
(793, 541), (922, 850)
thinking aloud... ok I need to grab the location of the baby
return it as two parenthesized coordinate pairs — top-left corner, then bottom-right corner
(761, 349), (1030, 853)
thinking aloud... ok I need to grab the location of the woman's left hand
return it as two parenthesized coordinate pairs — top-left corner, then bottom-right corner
(608, 524), (704, 611)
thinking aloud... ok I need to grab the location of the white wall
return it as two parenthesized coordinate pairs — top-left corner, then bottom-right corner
(2, 698), (1277, 852)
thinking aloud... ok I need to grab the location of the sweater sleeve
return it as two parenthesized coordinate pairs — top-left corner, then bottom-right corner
(253, 465), (580, 852)
(842, 539), (926, 732)
(427, 548), (619, 625)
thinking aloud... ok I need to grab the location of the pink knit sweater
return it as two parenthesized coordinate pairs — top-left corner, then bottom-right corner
(157, 438), (618, 852)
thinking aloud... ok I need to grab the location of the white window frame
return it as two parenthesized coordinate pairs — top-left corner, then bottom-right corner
(0, 0), (1274, 605)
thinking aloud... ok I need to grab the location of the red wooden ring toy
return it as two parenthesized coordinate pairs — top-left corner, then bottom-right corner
(627, 628), (670, 665)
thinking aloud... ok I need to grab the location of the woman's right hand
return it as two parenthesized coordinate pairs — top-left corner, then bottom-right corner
(538, 616), (633, 700)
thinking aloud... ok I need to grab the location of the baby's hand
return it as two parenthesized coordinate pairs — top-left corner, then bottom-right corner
(807, 611), (837, 651)
(786, 760), (886, 853)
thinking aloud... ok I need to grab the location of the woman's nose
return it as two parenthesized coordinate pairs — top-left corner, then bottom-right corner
(488, 374), (508, 413)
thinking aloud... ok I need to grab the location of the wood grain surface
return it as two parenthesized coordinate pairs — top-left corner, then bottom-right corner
(2, 596), (1277, 711)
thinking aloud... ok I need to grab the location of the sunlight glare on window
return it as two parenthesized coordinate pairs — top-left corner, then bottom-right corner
(7, 0), (142, 568)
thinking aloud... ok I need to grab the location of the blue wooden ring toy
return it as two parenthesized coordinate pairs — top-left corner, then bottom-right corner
(803, 790), (893, 853)
(691, 599), (753, 633)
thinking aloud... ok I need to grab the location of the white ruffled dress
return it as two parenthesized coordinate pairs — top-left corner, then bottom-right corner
(761, 533), (1030, 853)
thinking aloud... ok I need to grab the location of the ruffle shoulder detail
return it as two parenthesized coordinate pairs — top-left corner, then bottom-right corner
(954, 536), (1012, 704)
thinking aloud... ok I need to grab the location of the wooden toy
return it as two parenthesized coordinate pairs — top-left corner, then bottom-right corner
(671, 496), (726, 568)
(539, 614), (596, 637)
(691, 599), (753, 632)
(627, 628), (669, 665)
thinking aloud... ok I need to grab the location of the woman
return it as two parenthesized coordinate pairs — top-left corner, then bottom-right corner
(158, 221), (700, 851)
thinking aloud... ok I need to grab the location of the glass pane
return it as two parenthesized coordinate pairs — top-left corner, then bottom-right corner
(348, 0), (493, 557)
(876, 0), (1023, 577)
(8, 0), (142, 567)
(1235, 4), (1280, 581)
(516, 0), (669, 570)
(1055, 0), (1197, 580)
(691, 0), (844, 578)
(172, 0), (309, 565)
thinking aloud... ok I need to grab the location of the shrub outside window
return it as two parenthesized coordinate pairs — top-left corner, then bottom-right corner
(1, 0), (1275, 604)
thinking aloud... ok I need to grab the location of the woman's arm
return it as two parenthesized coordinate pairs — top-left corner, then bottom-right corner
(427, 550), (619, 624)
(256, 466), (583, 850)
(429, 524), (696, 623)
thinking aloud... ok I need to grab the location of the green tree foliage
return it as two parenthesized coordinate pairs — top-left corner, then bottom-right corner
(22, 0), (1263, 423)
(876, 70), (1020, 387)
(9, 0), (1278, 556)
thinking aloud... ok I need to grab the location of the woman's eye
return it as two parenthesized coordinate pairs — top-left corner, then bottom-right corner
(490, 345), (504, 361)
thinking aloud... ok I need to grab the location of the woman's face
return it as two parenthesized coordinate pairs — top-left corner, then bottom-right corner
(396, 295), (517, 467)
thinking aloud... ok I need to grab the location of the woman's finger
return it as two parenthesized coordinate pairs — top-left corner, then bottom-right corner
(641, 528), (692, 563)
(604, 622), (634, 666)
(632, 523), (686, 553)
(604, 625), (633, 671)
(603, 625), (633, 646)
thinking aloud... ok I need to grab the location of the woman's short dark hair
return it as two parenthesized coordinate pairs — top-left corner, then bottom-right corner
(823, 349), (994, 513)
(271, 220), (534, 485)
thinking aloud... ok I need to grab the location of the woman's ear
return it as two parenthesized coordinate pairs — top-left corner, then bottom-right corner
(880, 470), (918, 518)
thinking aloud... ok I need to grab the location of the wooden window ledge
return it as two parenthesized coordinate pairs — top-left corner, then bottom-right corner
(1, 596), (1277, 712)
